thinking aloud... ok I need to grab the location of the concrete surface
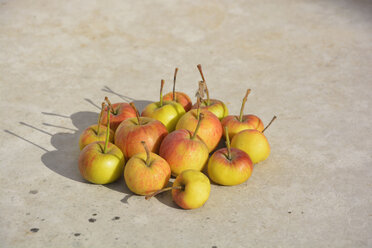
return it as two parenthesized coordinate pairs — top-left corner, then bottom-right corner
(1, 0), (372, 247)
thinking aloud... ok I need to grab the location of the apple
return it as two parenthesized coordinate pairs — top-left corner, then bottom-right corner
(145, 169), (211, 210)
(231, 116), (277, 164)
(79, 102), (114, 150)
(159, 113), (209, 176)
(100, 96), (137, 131)
(176, 100), (222, 152)
(115, 103), (168, 159)
(163, 67), (192, 111)
(190, 64), (228, 120)
(78, 106), (125, 184)
(124, 141), (171, 195)
(207, 126), (253, 186)
(142, 80), (186, 132)
(221, 89), (264, 139)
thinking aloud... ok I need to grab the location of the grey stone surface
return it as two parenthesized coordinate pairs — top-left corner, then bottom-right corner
(0, 0), (371, 247)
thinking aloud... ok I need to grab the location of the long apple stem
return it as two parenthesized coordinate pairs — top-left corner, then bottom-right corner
(197, 64), (210, 106)
(197, 64), (206, 82)
(141, 141), (151, 166)
(204, 83), (210, 106)
(224, 126), (232, 160)
(103, 105), (111, 154)
(191, 113), (204, 140)
(173, 68), (178, 101)
(159, 79), (165, 107)
(96, 102), (105, 135)
(239, 89), (251, 122)
(196, 97), (201, 121)
(145, 186), (183, 200)
(105, 96), (116, 115)
(262, 116), (277, 133)
(130, 102), (141, 125)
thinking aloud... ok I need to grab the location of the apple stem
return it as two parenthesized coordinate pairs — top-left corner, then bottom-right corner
(105, 96), (116, 115)
(196, 97), (201, 121)
(103, 105), (111, 154)
(173, 67), (178, 101)
(197, 64), (206, 82)
(262, 116), (277, 133)
(145, 186), (184, 200)
(191, 113), (204, 140)
(224, 126), (232, 160)
(159, 79), (165, 107)
(197, 64), (210, 106)
(96, 102), (105, 135)
(141, 141), (151, 167)
(204, 83), (210, 106)
(239, 89), (251, 122)
(130, 102), (141, 125)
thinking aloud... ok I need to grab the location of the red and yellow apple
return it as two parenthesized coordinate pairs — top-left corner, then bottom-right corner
(124, 141), (171, 195)
(115, 103), (168, 159)
(163, 68), (192, 111)
(221, 89), (264, 139)
(100, 96), (137, 131)
(208, 127), (253, 185)
(159, 113), (209, 176)
(175, 108), (222, 152)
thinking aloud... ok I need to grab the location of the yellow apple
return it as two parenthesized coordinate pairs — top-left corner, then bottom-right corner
(142, 80), (185, 132)
(78, 106), (125, 184)
(172, 170), (211, 209)
(231, 116), (277, 164)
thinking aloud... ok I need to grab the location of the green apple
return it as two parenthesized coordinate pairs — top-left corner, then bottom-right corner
(142, 79), (185, 132)
(124, 141), (171, 195)
(231, 116), (277, 164)
(78, 106), (125, 184)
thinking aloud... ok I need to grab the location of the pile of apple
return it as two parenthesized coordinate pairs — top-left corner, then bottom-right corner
(78, 65), (276, 210)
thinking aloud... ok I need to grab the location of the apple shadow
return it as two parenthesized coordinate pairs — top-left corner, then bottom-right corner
(146, 180), (182, 210)
(102, 85), (152, 112)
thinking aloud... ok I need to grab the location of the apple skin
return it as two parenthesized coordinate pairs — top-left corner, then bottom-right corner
(115, 117), (168, 159)
(221, 114), (264, 139)
(78, 141), (125, 184)
(172, 170), (211, 209)
(208, 148), (253, 186)
(191, 99), (228, 120)
(101, 103), (137, 131)
(163, 92), (192, 112)
(141, 101), (186, 132)
(124, 152), (171, 195)
(175, 109), (222, 152)
(79, 124), (114, 150)
(159, 129), (209, 176)
(231, 129), (270, 164)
